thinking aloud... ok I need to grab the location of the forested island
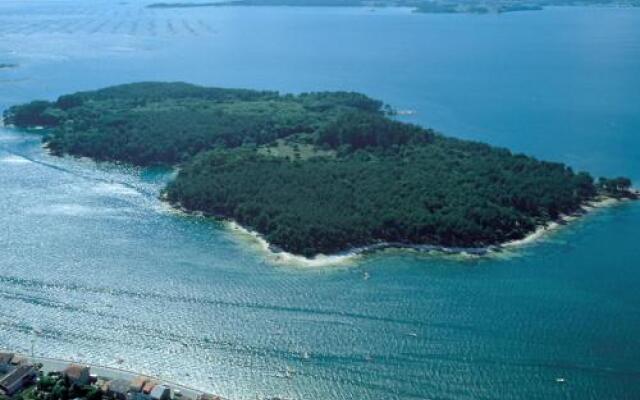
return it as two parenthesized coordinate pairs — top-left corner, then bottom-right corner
(4, 82), (636, 257)
(146, 0), (640, 14)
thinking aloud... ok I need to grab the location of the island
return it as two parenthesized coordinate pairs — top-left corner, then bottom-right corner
(146, 0), (640, 14)
(3, 82), (636, 257)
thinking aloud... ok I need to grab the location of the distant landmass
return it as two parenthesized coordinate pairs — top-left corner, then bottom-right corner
(148, 0), (363, 8)
(147, 0), (640, 14)
(4, 82), (635, 257)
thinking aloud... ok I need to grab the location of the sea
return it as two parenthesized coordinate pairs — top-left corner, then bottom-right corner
(0, 1), (639, 399)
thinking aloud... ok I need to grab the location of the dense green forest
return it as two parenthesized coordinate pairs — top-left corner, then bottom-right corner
(5, 82), (634, 257)
(3, 82), (382, 165)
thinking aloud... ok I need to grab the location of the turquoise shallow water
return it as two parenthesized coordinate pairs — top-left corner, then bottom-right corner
(1, 2), (639, 399)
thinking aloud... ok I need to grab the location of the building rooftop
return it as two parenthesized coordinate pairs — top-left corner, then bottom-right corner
(0, 364), (35, 390)
(129, 376), (148, 392)
(64, 364), (90, 380)
(107, 379), (131, 395)
(10, 355), (27, 366)
(142, 380), (157, 394)
(149, 384), (170, 400)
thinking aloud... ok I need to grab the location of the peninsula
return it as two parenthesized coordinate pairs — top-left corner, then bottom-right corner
(4, 82), (635, 257)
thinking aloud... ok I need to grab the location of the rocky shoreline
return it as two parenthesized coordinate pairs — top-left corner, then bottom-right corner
(166, 192), (638, 267)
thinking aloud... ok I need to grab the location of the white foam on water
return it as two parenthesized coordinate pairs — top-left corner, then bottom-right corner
(0, 155), (32, 164)
(92, 182), (140, 197)
(226, 221), (359, 267)
(502, 222), (560, 248)
(152, 201), (186, 216)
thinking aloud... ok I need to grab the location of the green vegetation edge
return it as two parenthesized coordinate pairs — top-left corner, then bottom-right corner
(4, 82), (636, 257)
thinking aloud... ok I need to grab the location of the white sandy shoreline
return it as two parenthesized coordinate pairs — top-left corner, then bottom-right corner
(166, 194), (635, 267)
(5, 122), (637, 267)
(226, 220), (359, 267)
(501, 196), (631, 247)
(15, 124), (629, 267)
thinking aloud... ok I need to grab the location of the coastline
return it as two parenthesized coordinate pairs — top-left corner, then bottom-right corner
(5, 123), (635, 267)
(226, 220), (360, 267)
(2, 351), (221, 400)
(501, 196), (620, 248)
(165, 194), (635, 267)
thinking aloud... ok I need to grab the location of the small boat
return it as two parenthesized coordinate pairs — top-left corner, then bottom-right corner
(556, 377), (566, 383)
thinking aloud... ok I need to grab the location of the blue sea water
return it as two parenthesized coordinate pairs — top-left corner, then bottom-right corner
(0, 1), (639, 399)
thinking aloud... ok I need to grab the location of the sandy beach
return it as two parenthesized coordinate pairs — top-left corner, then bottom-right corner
(222, 194), (634, 267)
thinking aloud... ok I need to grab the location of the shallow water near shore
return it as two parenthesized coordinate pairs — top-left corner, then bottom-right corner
(1, 2), (640, 399)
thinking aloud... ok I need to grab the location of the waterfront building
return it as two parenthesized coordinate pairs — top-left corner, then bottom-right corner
(105, 378), (131, 400)
(0, 364), (36, 395)
(130, 376), (148, 392)
(150, 384), (171, 400)
(64, 364), (91, 385)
